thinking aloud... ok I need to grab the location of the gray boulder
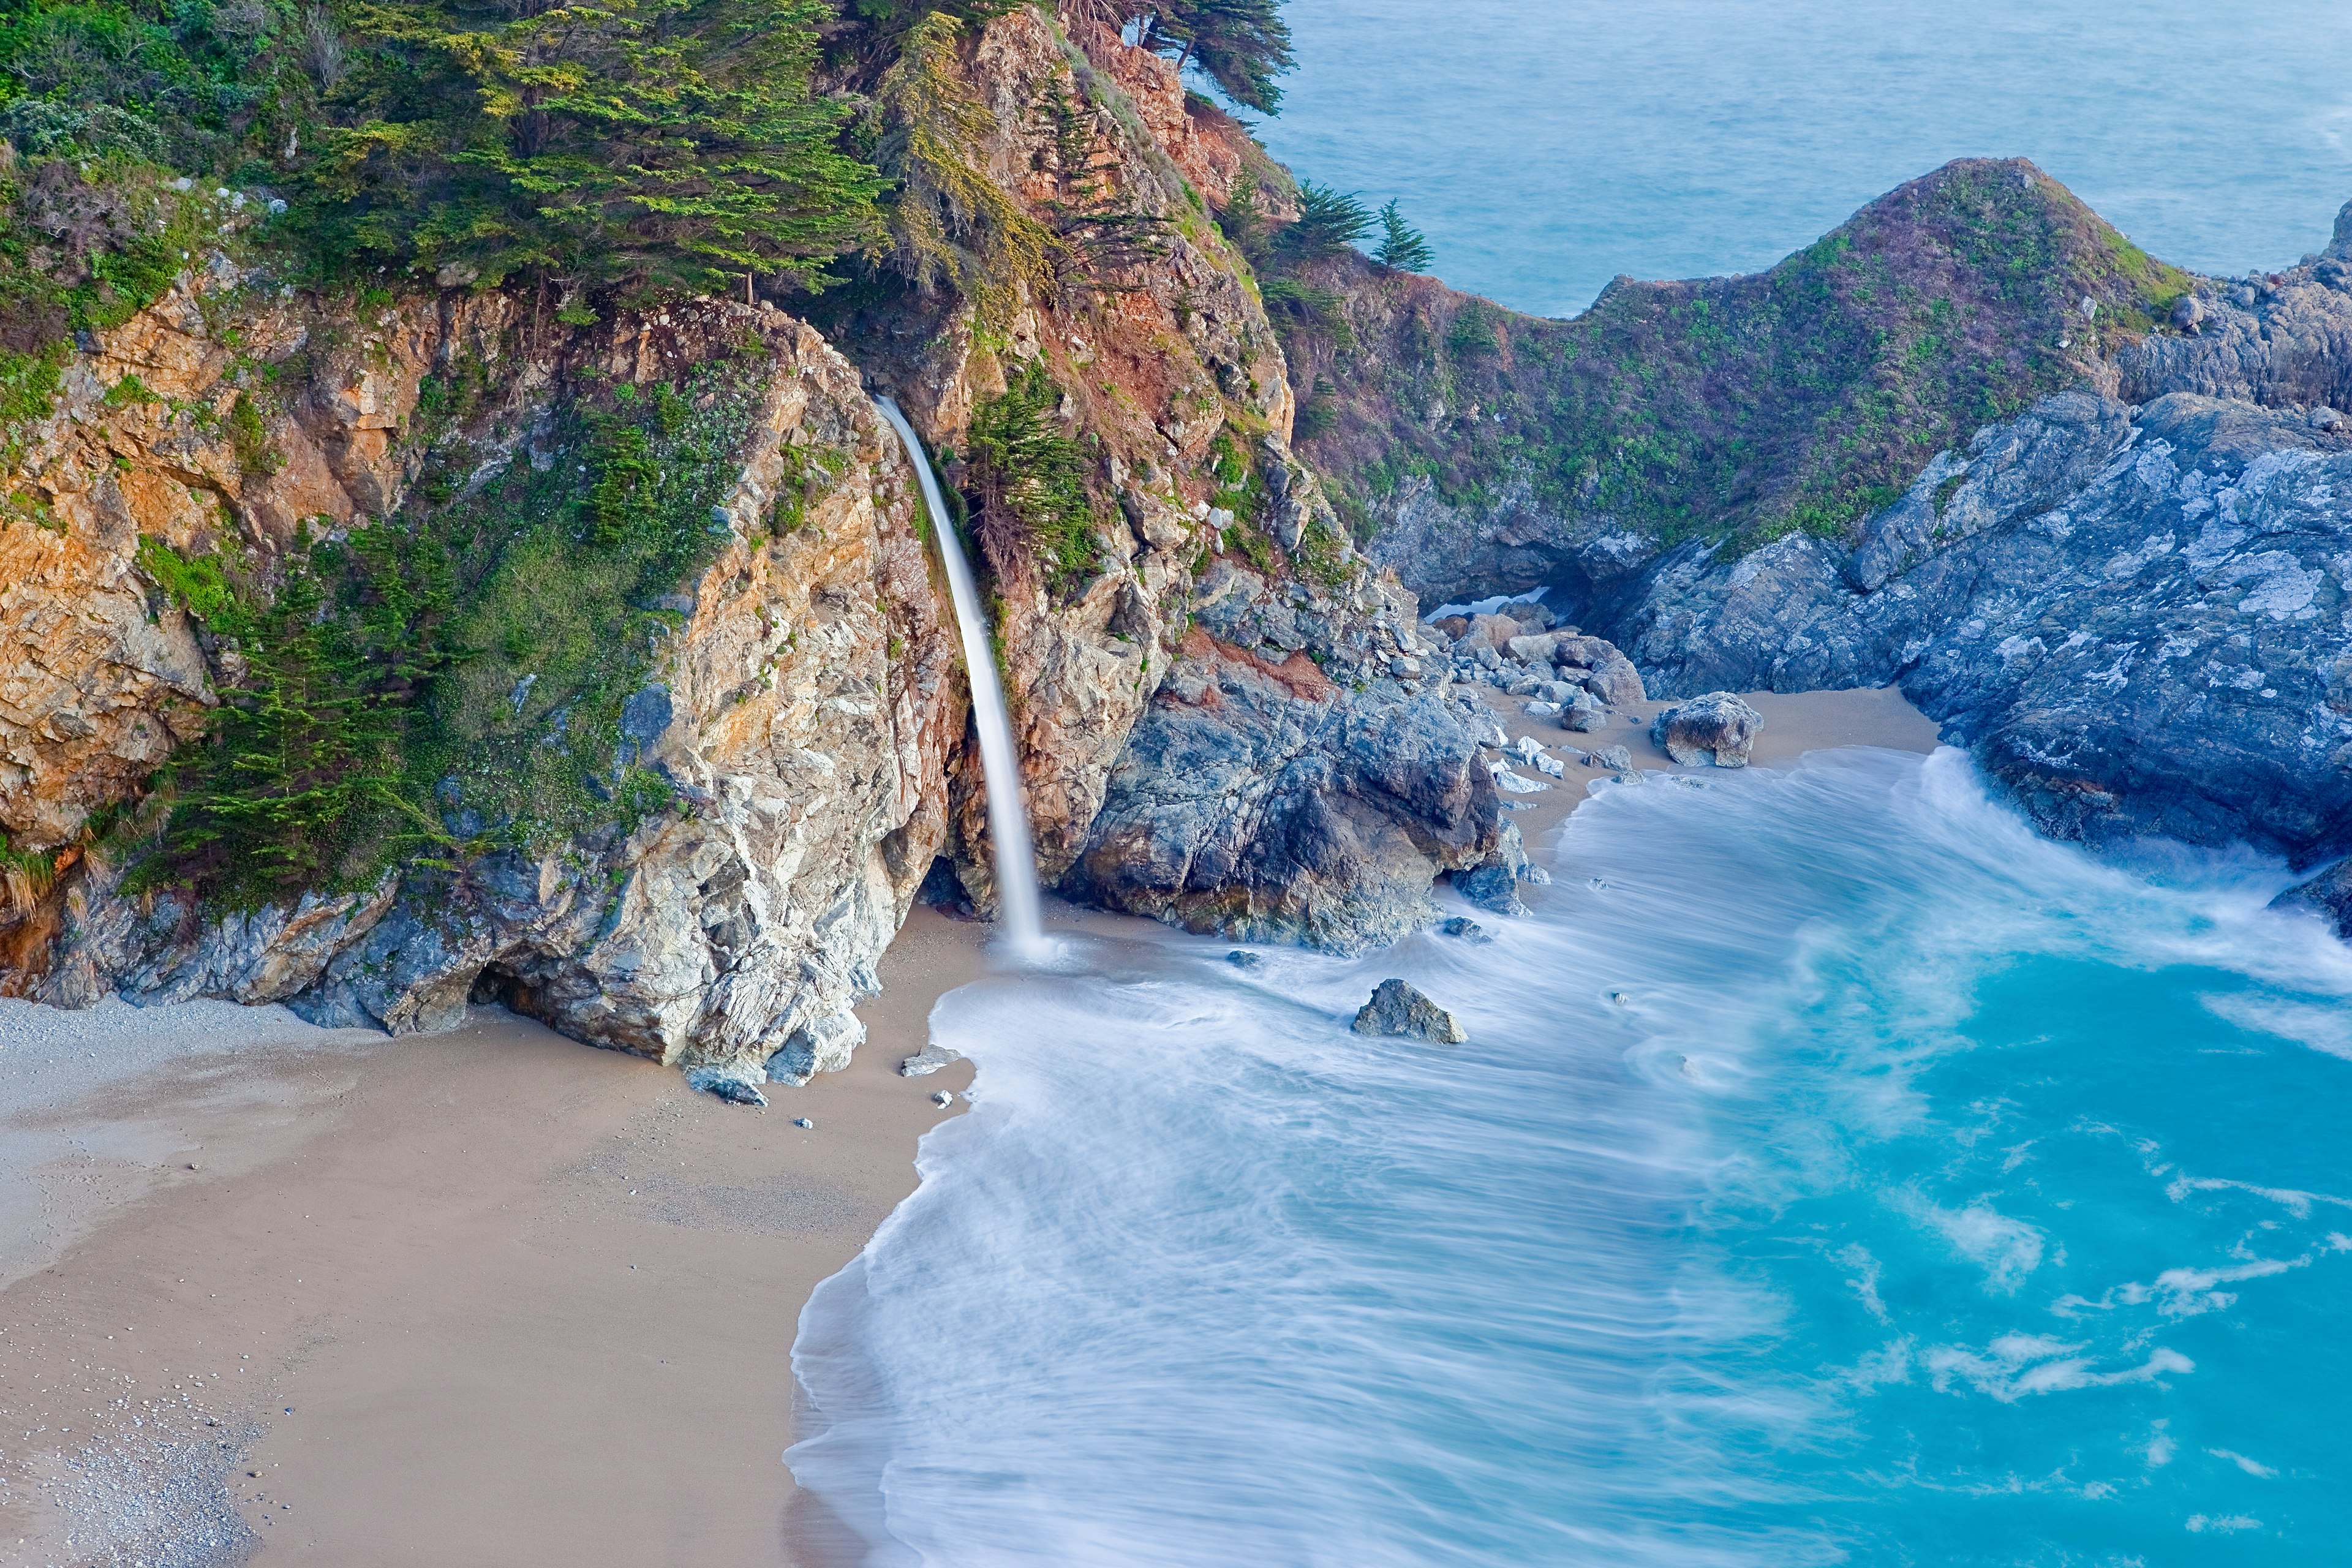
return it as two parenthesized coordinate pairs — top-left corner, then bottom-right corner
(1651, 692), (1763, 767)
(1592, 745), (1634, 771)
(1351, 978), (1468, 1044)
(1562, 691), (1609, 732)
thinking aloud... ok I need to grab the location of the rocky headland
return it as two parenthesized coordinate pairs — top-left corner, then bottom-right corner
(6, 2), (2352, 1092)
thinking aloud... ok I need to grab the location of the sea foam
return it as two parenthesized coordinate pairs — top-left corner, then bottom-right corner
(791, 747), (2352, 1563)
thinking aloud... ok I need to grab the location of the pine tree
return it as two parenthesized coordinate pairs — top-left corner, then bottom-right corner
(1277, 181), (1370, 266)
(1137, 0), (1292, 114)
(1374, 198), (1434, 273)
(310, 0), (886, 294)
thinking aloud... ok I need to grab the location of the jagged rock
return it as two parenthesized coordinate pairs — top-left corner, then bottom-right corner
(1438, 916), (1490, 943)
(930, 1090), (956, 1108)
(1061, 560), (1504, 954)
(899, 1044), (964, 1078)
(2272, 862), (2352, 937)
(1351, 978), (1468, 1044)
(19, 302), (963, 1083)
(1614, 383), (2352, 858)
(1582, 654), (1647, 707)
(1452, 820), (1540, 915)
(1592, 745), (1634, 772)
(687, 1068), (769, 1108)
(1651, 693), (1763, 767)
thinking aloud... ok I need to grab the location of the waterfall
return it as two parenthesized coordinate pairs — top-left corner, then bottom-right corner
(873, 396), (1046, 954)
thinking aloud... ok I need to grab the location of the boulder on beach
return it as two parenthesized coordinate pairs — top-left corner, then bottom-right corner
(1351, 978), (1469, 1044)
(1651, 692), (1763, 767)
(1591, 744), (1634, 771)
(687, 1068), (769, 1107)
(1562, 690), (1608, 732)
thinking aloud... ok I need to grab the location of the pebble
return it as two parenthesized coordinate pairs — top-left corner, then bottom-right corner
(930, 1090), (955, 1108)
(794, 1117), (815, 1130)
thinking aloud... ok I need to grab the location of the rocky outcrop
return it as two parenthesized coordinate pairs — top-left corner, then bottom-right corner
(1060, 559), (1499, 951)
(1, 0), (1525, 1068)
(1651, 693), (1762, 767)
(1351, 978), (1467, 1044)
(13, 291), (966, 1080)
(1615, 385), (2352, 857)
(1299, 159), (2195, 614)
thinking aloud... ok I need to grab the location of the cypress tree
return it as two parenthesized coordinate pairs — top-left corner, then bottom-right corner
(1374, 198), (1434, 273)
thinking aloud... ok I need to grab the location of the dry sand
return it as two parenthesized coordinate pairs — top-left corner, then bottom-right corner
(0, 907), (989, 1567)
(0, 684), (1940, 1567)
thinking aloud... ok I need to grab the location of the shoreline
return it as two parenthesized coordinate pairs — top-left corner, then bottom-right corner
(0, 686), (1937, 1566)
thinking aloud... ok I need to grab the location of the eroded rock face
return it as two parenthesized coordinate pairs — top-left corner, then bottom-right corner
(0, 270), (514, 857)
(21, 301), (964, 1079)
(1061, 560), (1501, 952)
(1616, 388), (2352, 857)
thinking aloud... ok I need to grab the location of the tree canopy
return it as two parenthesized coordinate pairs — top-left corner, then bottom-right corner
(311, 0), (885, 293)
(1131, 0), (1292, 114)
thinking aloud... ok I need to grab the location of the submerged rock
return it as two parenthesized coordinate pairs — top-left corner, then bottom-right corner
(1226, 950), (1264, 968)
(1651, 693), (1763, 767)
(1438, 916), (1491, 943)
(1351, 978), (1469, 1044)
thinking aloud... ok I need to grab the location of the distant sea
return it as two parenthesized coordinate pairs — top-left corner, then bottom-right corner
(1253, 0), (2352, 317)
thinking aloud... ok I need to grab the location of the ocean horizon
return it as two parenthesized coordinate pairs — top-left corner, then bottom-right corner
(1254, 0), (2352, 317)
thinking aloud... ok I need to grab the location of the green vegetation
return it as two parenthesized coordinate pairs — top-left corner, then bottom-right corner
(964, 360), (1102, 598)
(870, 9), (1052, 336)
(1120, 0), (1293, 114)
(1298, 158), (2198, 549)
(133, 353), (773, 907)
(308, 0), (884, 293)
(1373, 198), (1431, 273)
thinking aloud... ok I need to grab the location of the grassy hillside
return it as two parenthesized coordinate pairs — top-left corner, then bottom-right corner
(1278, 158), (2192, 548)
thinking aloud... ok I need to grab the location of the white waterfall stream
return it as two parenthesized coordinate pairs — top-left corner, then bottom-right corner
(873, 396), (1046, 954)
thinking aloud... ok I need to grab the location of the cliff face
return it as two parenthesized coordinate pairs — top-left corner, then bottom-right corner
(0, 2), (1509, 1070)
(1314, 165), (2352, 870)
(2, 265), (964, 1081)
(821, 6), (1498, 948)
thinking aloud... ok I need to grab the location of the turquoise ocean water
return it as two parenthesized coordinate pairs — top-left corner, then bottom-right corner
(1254, 0), (2352, 315)
(791, 750), (2352, 1565)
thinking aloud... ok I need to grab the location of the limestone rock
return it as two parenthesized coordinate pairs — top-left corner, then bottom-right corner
(1350, 978), (1468, 1044)
(1651, 693), (1763, 767)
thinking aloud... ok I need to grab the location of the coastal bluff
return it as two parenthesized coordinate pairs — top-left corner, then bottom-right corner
(0, 5), (1506, 1077)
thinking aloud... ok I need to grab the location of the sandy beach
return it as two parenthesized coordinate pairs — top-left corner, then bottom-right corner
(0, 685), (1937, 1567)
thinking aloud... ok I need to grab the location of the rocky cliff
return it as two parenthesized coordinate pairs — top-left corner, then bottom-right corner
(1300, 159), (2352, 875)
(0, 3), (1510, 1077)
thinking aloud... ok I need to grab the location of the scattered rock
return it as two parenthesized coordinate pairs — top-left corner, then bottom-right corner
(686, 1068), (769, 1107)
(1351, 978), (1469, 1044)
(1561, 690), (1608, 732)
(1593, 745), (1633, 771)
(1438, 916), (1491, 943)
(898, 1044), (963, 1078)
(793, 1116), (815, 1130)
(1651, 692), (1763, 767)
(930, 1090), (955, 1108)
(1226, 949), (1263, 968)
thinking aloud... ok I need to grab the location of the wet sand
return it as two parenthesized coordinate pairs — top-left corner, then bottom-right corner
(0, 685), (1939, 1567)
